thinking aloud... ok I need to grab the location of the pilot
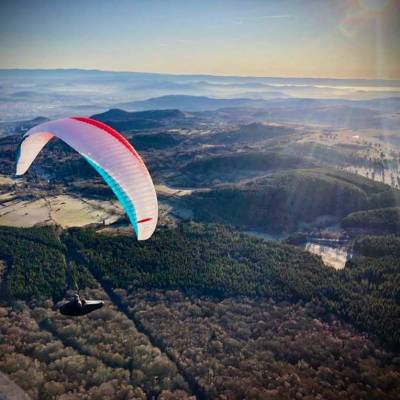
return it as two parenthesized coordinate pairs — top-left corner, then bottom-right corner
(73, 293), (81, 305)
(60, 293), (103, 316)
(72, 293), (86, 309)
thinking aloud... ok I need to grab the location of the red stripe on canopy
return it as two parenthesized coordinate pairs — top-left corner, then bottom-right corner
(138, 218), (152, 224)
(72, 117), (143, 163)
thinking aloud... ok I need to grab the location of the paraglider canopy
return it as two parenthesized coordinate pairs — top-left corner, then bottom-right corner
(16, 117), (158, 240)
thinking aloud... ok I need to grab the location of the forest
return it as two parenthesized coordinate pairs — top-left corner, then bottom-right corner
(0, 226), (66, 300)
(185, 169), (400, 233)
(0, 298), (194, 400)
(1, 223), (400, 399)
(342, 207), (400, 234)
(63, 224), (400, 349)
(353, 235), (400, 258)
(123, 289), (400, 400)
(1, 224), (399, 348)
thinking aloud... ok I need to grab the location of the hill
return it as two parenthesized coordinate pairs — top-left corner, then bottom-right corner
(185, 169), (389, 232)
(208, 122), (295, 144)
(342, 207), (400, 234)
(117, 95), (267, 112)
(353, 235), (400, 258)
(91, 108), (186, 131)
(131, 133), (180, 151)
(250, 104), (398, 129)
(0, 116), (49, 137)
(173, 151), (316, 186)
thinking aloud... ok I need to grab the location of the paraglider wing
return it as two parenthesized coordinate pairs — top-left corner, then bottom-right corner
(16, 117), (158, 240)
(59, 299), (104, 316)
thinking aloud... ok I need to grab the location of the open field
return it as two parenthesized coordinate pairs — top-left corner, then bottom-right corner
(0, 194), (122, 228)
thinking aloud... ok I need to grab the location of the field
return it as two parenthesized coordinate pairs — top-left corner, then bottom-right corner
(0, 193), (122, 228)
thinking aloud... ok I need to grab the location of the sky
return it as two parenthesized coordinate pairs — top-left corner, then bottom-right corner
(0, 0), (399, 79)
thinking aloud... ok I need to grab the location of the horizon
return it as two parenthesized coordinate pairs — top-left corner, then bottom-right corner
(1, 66), (400, 83)
(1, 65), (400, 122)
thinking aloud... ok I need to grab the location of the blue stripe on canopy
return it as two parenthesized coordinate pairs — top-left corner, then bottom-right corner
(84, 156), (138, 236)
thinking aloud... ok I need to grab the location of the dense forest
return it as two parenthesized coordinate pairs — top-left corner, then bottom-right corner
(1, 224), (400, 349)
(2, 224), (397, 348)
(0, 300), (194, 400)
(342, 207), (400, 234)
(176, 152), (316, 187)
(1, 223), (400, 399)
(0, 302), (147, 400)
(185, 169), (400, 233)
(353, 235), (400, 258)
(123, 289), (400, 400)
(0, 226), (66, 300)
(64, 225), (400, 349)
(63, 224), (333, 300)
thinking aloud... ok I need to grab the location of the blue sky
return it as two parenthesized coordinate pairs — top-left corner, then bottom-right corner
(0, 0), (399, 78)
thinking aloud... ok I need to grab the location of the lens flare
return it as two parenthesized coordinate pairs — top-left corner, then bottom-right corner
(340, 0), (394, 36)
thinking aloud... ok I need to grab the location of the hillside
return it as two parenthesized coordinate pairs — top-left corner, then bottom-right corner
(91, 108), (187, 131)
(209, 98), (400, 129)
(208, 122), (295, 144)
(185, 169), (396, 232)
(63, 224), (330, 300)
(342, 207), (400, 234)
(131, 133), (180, 151)
(250, 104), (399, 129)
(117, 95), (267, 112)
(0, 116), (49, 137)
(353, 235), (400, 258)
(174, 151), (316, 186)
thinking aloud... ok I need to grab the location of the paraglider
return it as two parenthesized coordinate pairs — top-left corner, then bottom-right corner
(59, 294), (104, 316)
(16, 117), (158, 315)
(16, 117), (158, 240)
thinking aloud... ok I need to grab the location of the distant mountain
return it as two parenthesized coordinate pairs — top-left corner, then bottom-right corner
(92, 108), (185, 121)
(117, 95), (267, 112)
(1, 68), (398, 121)
(210, 97), (400, 129)
(91, 108), (186, 131)
(275, 96), (400, 112)
(115, 95), (400, 128)
(3, 68), (399, 88)
(251, 104), (399, 129)
(8, 91), (72, 102)
(0, 116), (49, 137)
(349, 97), (400, 112)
